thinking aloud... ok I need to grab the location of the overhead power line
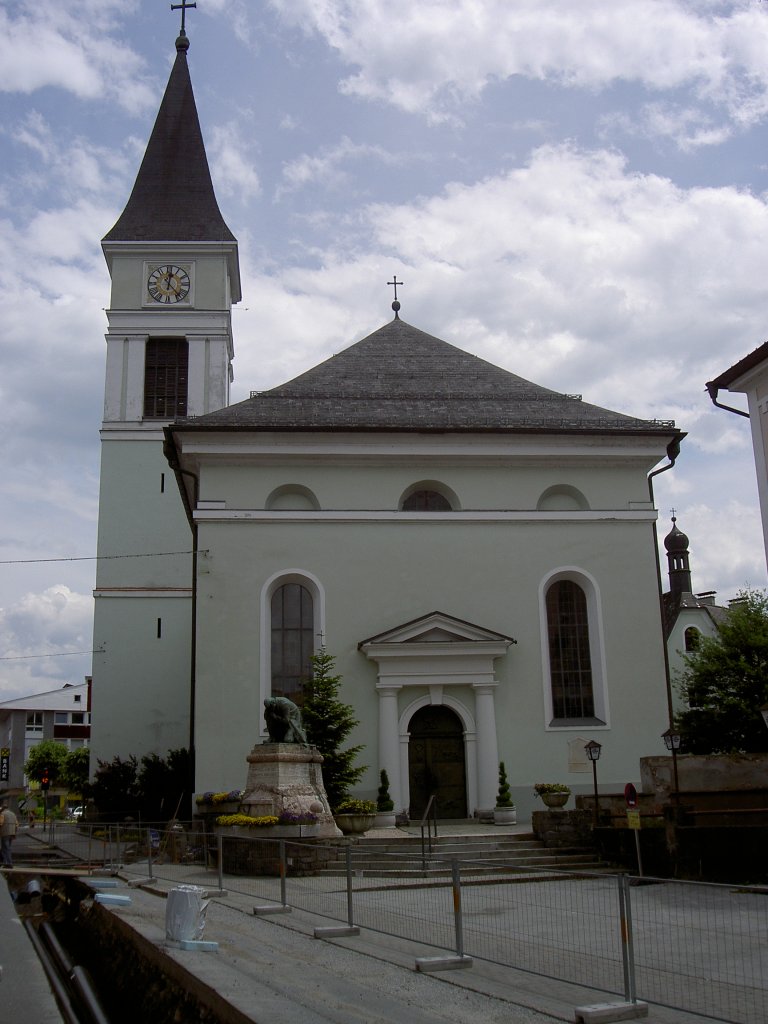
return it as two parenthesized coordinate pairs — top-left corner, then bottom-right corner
(0, 550), (202, 565)
(0, 649), (103, 662)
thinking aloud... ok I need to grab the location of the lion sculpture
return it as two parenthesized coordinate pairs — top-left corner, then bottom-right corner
(263, 696), (308, 744)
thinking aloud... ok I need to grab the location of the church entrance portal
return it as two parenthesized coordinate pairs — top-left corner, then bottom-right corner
(408, 706), (467, 819)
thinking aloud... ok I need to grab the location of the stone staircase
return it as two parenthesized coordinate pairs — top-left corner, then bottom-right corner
(319, 830), (607, 880)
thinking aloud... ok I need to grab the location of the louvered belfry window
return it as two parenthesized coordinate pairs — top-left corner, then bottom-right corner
(546, 579), (595, 719)
(144, 338), (189, 418)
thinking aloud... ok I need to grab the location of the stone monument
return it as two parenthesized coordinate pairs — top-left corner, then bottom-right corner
(240, 698), (342, 838)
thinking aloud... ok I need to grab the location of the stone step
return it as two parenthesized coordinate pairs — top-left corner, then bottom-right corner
(319, 858), (605, 879)
(321, 851), (605, 874)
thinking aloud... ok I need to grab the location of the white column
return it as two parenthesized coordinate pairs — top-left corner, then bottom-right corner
(377, 686), (402, 810)
(473, 683), (499, 814)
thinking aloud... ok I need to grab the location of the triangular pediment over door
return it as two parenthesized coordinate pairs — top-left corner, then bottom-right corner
(359, 611), (516, 687)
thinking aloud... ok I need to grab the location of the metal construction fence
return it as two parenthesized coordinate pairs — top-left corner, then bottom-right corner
(59, 823), (767, 1024)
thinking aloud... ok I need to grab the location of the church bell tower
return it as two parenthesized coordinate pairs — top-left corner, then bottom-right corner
(90, 19), (240, 767)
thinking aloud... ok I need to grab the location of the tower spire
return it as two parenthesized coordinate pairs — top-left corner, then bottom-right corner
(103, 24), (234, 244)
(664, 513), (693, 599)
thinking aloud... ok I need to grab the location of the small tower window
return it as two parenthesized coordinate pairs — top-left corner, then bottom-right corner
(402, 489), (452, 511)
(144, 338), (188, 419)
(684, 627), (701, 652)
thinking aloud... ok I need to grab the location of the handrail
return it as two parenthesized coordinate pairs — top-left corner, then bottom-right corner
(419, 794), (438, 870)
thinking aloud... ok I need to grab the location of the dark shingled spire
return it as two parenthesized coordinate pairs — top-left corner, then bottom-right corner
(103, 35), (235, 243)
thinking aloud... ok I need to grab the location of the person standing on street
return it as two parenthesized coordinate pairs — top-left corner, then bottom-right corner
(0, 802), (18, 867)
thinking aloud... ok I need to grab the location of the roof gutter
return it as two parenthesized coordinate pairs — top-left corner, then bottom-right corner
(705, 382), (749, 419)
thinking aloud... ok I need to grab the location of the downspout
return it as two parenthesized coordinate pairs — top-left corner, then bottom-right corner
(163, 434), (199, 802)
(705, 382), (749, 419)
(648, 438), (681, 732)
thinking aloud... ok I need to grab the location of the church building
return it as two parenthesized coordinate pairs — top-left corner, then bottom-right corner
(90, 25), (684, 821)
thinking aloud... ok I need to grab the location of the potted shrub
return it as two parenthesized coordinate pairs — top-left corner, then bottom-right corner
(333, 798), (376, 834)
(494, 762), (516, 824)
(533, 783), (571, 809)
(375, 769), (396, 828)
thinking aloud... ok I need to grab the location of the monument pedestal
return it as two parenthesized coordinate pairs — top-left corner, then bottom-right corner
(241, 742), (342, 838)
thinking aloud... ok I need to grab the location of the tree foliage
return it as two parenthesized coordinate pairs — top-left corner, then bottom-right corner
(302, 648), (366, 810)
(60, 746), (91, 793)
(675, 589), (768, 754)
(89, 748), (191, 821)
(24, 740), (69, 784)
(89, 755), (140, 819)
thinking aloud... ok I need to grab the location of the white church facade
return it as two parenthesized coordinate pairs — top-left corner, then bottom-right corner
(90, 27), (684, 822)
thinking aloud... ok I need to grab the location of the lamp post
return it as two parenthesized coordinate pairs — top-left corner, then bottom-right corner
(661, 727), (681, 806)
(585, 740), (602, 827)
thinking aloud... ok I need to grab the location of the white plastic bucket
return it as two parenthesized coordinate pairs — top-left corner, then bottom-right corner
(165, 885), (208, 941)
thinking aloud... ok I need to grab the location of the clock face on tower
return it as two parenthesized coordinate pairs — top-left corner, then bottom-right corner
(147, 264), (191, 304)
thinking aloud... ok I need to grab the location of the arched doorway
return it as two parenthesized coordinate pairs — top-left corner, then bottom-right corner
(408, 706), (467, 819)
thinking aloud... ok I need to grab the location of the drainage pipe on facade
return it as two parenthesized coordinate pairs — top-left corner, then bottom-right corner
(647, 438), (682, 732)
(163, 432), (200, 800)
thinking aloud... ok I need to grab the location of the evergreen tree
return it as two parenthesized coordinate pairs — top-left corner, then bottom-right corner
(496, 761), (513, 807)
(675, 589), (768, 754)
(302, 648), (366, 809)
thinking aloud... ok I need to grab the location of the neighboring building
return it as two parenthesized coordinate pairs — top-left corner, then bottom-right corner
(0, 680), (91, 796)
(661, 516), (727, 706)
(707, 343), (768, 572)
(90, 27), (686, 821)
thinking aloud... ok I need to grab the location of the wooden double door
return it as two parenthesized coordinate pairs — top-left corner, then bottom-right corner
(407, 706), (467, 819)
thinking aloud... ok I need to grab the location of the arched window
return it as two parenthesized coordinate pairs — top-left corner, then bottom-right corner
(271, 583), (314, 705)
(684, 627), (701, 652)
(546, 579), (595, 720)
(402, 489), (452, 511)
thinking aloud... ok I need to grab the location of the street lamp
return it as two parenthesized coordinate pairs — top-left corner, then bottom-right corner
(661, 727), (681, 806)
(584, 740), (602, 827)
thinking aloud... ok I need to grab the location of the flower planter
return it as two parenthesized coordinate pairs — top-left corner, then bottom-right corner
(494, 806), (517, 825)
(333, 813), (376, 835)
(196, 800), (241, 816)
(541, 792), (569, 809)
(374, 811), (396, 829)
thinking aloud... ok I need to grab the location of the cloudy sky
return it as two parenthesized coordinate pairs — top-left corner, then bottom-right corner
(1, 0), (768, 702)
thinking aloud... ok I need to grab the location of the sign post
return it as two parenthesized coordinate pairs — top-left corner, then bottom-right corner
(624, 783), (643, 876)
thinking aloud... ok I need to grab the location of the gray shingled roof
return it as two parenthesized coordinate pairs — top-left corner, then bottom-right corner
(103, 37), (235, 243)
(180, 318), (679, 434)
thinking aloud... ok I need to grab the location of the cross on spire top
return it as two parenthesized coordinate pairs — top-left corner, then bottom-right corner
(171, 0), (196, 34)
(387, 275), (403, 319)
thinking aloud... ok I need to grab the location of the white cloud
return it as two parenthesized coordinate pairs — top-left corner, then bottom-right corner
(0, 585), (94, 701)
(209, 124), (261, 199)
(269, 0), (768, 131)
(0, 1), (155, 115)
(277, 136), (402, 197)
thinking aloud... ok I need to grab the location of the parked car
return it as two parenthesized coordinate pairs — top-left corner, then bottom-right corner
(70, 805), (84, 820)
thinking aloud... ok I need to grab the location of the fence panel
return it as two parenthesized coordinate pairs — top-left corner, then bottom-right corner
(114, 827), (768, 1024)
(456, 864), (627, 997)
(626, 876), (768, 1024)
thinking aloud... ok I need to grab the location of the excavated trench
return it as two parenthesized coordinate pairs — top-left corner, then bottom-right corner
(8, 874), (240, 1024)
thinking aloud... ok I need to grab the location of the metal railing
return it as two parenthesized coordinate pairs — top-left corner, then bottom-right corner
(70, 823), (766, 1024)
(418, 795), (438, 867)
